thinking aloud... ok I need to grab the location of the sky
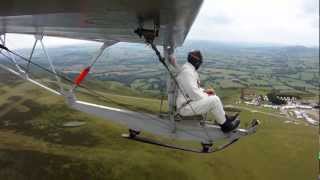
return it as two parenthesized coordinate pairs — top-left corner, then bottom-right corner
(2, 0), (319, 49)
(187, 0), (319, 46)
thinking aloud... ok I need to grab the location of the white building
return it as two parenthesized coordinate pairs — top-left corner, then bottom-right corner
(293, 110), (303, 119)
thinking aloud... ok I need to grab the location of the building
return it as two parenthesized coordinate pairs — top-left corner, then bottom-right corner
(241, 88), (256, 101)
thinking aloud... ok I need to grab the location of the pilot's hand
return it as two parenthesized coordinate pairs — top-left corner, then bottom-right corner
(168, 55), (178, 68)
(205, 88), (215, 95)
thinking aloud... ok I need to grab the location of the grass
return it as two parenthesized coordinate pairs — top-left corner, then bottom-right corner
(0, 80), (318, 180)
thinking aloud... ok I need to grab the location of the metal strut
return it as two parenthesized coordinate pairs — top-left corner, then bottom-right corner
(37, 35), (64, 93)
(147, 42), (192, 110)
(71, 41), (116, 91)
(26, 38), (38, 74)
(0, 40), (116, 98)
(0, 43), (62, 96)
(0, 34), (5, 53)
(0, 36), (260, 152)
(153, 47), (193, 109)
(133, 28), (194, 114)
(134, 28), (214, 142)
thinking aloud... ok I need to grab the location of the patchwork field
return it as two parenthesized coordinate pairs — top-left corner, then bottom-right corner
(0, 41), (318, 179)
(0, 78), (317, 180)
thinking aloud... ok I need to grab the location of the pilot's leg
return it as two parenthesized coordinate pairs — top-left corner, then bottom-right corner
(179, 95), (226, 124)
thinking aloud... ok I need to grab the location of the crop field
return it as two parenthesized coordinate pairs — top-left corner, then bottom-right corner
(10, 42), (319, 98)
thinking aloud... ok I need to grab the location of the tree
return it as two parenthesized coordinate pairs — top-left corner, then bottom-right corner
(267, 90), (286, 105)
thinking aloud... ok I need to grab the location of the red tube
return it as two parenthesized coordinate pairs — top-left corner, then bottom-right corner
(74, 67), (91, 85)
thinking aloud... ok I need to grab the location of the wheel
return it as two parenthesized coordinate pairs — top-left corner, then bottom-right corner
(129, 129), (140, 138)
(201, 142), (213, 153)
(251, 119), (260, 127)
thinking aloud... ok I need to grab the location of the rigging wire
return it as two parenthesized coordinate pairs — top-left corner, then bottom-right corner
(1, 42), (199, 120)
(0, 45), (150, 112)
(0, 51), (207, 141)
(0, 44), (211, 141)
(148, 43), (211, 141)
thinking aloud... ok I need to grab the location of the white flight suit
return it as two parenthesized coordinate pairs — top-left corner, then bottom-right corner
(176, 62), (226, 124)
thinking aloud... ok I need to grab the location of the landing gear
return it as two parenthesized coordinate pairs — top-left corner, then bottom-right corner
(122, 129), (216, 153)
(128, 129), (140, 138)
(121, 118), (260, 153)
(251, 119), (260, 127)
(201, 142), (213, 153)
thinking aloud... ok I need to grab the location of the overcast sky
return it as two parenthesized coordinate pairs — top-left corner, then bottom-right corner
(3, 0), (319, 49)
(187, 0), (319, 46)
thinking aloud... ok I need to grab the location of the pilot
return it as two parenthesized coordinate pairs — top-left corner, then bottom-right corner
(174, 50), (240, 133)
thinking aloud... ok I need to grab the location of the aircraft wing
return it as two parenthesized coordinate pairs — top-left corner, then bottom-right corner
(0, 0), (203, 47)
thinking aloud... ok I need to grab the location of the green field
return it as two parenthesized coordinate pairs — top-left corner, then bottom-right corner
(0, 78), (317, 180)
(11, 42), (317, 98)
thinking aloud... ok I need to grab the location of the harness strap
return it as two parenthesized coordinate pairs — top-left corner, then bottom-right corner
(149, 43), (191, 101)
(176, 99), (192, 114)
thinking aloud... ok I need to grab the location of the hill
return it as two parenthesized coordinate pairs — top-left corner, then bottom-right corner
(9, 40), (318, 98)
(0, 71), (317, 180)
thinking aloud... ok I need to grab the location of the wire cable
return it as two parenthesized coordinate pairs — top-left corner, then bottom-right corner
(0, 44), (210, 141)
(0, 45), (151, 112)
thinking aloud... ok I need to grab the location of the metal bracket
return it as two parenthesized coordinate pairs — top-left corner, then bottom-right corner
(134, 15), (160, 44)
(134, 27), (159, 44)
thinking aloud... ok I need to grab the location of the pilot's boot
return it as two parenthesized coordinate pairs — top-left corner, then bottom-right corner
(220, 114), (240, 133)
(226, 113), (239, 122)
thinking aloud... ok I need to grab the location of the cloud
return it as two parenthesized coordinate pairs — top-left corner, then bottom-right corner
(301, 0), (319, 15)
(187, 0), (319, 46)
(299, 0), (319, 29)
(206, 14), (233, 25)
(311, 18), (319, 28)
(3, 0), (318, 48)
(4, 34), (98, 50)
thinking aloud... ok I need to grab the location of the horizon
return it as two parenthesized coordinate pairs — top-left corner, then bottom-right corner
(1, 0), (318, 50)
(3, 34), (319, 51)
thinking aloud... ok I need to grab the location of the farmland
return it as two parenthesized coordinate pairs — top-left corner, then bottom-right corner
(0, 40), (318, 179)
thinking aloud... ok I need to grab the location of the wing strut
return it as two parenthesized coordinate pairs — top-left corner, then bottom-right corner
(0, 34), (6, 53)
(135, 29), (213, 141)
(0, 35), (260, 153)
(71, 41), (116, 90)
(26, 37), (38, 74)
(0, 38), (118, 100)
(37, 35), (64, 92)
